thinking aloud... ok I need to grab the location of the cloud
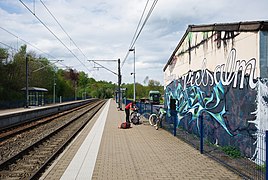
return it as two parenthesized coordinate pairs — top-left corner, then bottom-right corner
(0, 0), (267, 85)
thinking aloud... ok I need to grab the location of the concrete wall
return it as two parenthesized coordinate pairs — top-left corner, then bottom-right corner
(164, 31), (260, 86)
(164, 29), (268, 163)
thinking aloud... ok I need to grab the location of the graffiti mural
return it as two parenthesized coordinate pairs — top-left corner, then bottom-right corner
(164, 48), (263, 158)
(180, 48), (257, 89)
(249, 79), (268, 164)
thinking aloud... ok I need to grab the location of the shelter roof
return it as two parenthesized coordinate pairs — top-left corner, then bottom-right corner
(21, 87), (48, 92)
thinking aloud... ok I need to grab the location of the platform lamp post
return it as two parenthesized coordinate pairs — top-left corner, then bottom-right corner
(47, 60), (64, 104)
(53, 66), (58, 104)
(129, 48), (136, 102)
(31, 59), (63, 104)
(25, 55), (29, 108)
(88, 59), (122, 110)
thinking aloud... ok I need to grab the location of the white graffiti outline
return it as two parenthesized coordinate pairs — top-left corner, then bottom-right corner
(181, 48), (257, 90)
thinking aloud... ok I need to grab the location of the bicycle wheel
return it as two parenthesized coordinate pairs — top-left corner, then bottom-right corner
(156, 114), (165, 129)
(148, 114), (157, 126)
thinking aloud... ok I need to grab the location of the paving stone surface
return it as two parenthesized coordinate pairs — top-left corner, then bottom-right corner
(41, 99), (242, 179)
(92, 100), (242, 180)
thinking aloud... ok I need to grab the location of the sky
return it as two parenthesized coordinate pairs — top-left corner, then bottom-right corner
(0, 0), (267, 85)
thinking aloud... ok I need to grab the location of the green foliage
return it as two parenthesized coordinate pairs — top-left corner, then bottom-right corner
(56, 71), (74, 98)
(121, 80), (164, 101)
(221, 146), (241, 158)
(0, 45), (164, 107)
(78, 71), (88, 87)
(256, 164), (266, 172)
(87, 81), (115, 99)
(204, 139), (214, 147)
(0, 48), (8, 62)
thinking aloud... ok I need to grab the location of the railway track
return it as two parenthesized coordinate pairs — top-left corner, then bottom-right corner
(0, 99), (106, 179)
(0, 100), (98, 141)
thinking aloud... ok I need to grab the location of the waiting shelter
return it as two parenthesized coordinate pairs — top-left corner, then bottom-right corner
(21, 87), (48, 106)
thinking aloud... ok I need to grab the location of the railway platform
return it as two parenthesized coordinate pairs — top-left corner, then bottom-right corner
(0, 99), (94, 130)
(40, 99), (241, 180)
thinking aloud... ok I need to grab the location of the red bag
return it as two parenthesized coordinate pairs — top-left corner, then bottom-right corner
(119, 122), (131, 129)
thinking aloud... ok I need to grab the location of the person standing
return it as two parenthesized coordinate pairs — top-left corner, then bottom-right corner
(125, 101), (135, 123)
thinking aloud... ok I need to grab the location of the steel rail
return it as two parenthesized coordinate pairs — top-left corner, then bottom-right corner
(0, 100), (106, 179)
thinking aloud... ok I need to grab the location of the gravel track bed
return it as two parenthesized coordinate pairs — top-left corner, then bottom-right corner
(0, 100), (105, 179)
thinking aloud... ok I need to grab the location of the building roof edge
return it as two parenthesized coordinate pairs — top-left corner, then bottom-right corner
(163, 20), (268, 72)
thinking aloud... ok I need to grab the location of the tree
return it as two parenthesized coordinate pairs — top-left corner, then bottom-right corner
(0, 48), (9, 100)
(28, 56), (54, 98)
(0, 44), (166, 108)
(56, 69), (74, 100)
(135, 83), (146, 99)
(4, 45), (27, 100)
(148, 79), (161, 87)
(78, 71), (88, 88)
(121, 79), (164, 101)
(0, 48), (8, 63)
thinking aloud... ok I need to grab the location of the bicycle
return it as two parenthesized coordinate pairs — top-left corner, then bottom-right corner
(130, 106), (141, 125)
(148, 107), (166, 130)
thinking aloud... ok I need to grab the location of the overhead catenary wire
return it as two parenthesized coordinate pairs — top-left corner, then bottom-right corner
(39, 0), (89, 62)
(0, 26), (76, 72)
(32, 60), (61, 73)
(121, 0), (150, 69)
(0, 26), (19, 51)
(121, 0), (150, 68)
(40, 0), (95, 76)
(121, 0), (158, 68)
(0, 41), (17, 51)
(0, 31), (66, 76)
(0, 9), (84, 74)
(19, 0), (92, 73)
(132, 0), (158, 47)
(57, 61), (73, 69)
(0, 26), (55, 59)
(128, 0), (150, 51)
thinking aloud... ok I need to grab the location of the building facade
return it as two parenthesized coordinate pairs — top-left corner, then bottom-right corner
(163, 21), (268, 162)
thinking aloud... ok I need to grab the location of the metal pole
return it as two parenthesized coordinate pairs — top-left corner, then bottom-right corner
(133, 48), (136, 102)
(173, 110), (177, 136)
(199, 113), (204, 154)
(129, 48), (136, 102)
(118, 58), (122, 110)
(265, 130), (268, 180)
(75, 82), (77, 101)
(53, 72), (56, 104)
(87, 59), (120, 108)
(26, 55), (29, 108)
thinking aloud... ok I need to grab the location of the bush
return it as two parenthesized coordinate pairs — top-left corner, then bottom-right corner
(221, 146), (241, 158)
(256, 164), (265, 172)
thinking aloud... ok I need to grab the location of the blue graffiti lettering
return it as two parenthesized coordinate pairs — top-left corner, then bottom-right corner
(166, 80), (233, 136)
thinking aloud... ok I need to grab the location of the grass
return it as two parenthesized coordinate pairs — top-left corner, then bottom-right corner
(221, 146), (241, 158)
(256, 164), (266, 172)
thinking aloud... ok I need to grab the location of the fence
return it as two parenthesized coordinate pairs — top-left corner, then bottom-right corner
(125, 99), (155, 119)
(162, 112), (267, 180)
(0, 100), (25, 109)
(125, 100), (267, 180)
(0, 97), (84, 109)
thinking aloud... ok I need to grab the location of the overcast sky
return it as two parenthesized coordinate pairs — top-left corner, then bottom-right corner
(0, 0), (267, 85)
